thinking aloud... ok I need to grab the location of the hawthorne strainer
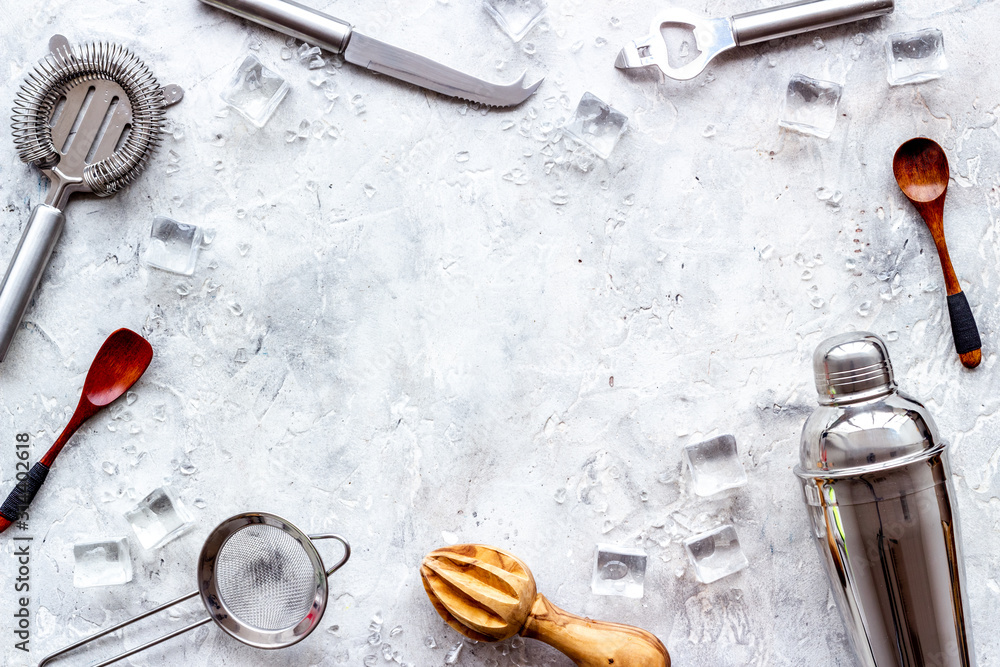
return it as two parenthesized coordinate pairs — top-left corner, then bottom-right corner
(39, 512), (350, 666)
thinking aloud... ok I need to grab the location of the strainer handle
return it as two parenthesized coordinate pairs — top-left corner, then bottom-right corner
(37, 590), (210, 667)
(0, 204), (65, 362)
(310, 533), (352, 576)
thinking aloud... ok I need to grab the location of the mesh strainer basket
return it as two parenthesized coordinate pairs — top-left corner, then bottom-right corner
(39, 512), (350, 667)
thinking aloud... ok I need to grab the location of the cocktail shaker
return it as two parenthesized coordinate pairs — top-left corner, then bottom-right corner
(796, 332), (974, 667)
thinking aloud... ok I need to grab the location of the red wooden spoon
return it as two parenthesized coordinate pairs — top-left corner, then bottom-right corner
(0, 328), (152, 533)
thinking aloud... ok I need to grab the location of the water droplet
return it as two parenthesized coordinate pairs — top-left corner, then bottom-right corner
(455, 151), (470, 163)
(126, 391), (138, 405)
(364, 184), (377, 198)
(102, 461), (116, 475)
(702, 124), (716, 138)
(886, 330), (899, 341)
(811, 296), (825, 308)
(424, 636), (437, 648)
(857, 300), (872, 316)
(389, 625), (402, 637)
(571, 40), (584, 53)
(595, 36), (607, 47)
(234, 348), (250, 364)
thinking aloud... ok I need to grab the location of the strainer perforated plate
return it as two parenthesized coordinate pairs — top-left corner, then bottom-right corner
(198, 513), (330, 649)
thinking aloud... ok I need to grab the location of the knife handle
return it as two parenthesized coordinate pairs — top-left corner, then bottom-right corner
(200, 0), (353, 53)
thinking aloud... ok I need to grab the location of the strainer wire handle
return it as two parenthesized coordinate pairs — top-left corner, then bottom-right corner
(309, 533), (352, 576)
(37, 590), (210, 667)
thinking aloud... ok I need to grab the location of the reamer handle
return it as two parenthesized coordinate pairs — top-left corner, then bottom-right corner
(732, 0), (894, 46)
(0, 204), (65, 362)
(200, 0), (353, 53)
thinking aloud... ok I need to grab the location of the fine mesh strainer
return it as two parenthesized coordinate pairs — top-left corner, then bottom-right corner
(39, 512), (351, 666)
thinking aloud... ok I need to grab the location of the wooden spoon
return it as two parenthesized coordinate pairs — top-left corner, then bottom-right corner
(893, 137), (982, 369)
(421, 544), (670, 667)
(0, 329), (153, 533)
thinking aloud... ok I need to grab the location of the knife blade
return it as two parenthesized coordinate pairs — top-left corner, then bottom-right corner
(200, 0), (542, 107)
(344, 32), (542, 107)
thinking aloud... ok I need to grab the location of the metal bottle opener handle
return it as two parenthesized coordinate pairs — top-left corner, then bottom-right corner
(616, 0), (894, 80)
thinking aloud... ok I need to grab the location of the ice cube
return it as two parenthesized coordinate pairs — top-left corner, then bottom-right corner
(564, 92), (628, 159)
(591, 544), (646, 598)
(683, 525), (749, 584)
(124, 487), (193, 550)
(73, 538), (133, 587)
(683, 434), (747, 497)
(220, 54), (290, 128)
(778, 74), (842, 139)
(483, 0), (546, 42)
(885, 28), (947, 86)
(143, 216), (203, 276)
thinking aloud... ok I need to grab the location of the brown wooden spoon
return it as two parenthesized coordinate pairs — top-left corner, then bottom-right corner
(893, 137), (982, 369)
(421, 544), (670, 667)
(0, 329), (153, 533)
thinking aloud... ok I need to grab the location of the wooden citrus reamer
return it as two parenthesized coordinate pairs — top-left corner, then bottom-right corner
(421, 544), (670, 667)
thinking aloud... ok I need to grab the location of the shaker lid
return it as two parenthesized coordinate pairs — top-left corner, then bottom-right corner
(813, 331), (895, 404)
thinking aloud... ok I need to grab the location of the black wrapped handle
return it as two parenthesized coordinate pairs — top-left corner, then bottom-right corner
(947, 291), (982, 355)
(0, 462), (50, 525)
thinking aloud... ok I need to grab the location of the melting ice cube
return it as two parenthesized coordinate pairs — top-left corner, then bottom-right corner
(778, 74), (842, 139)
(683, 525), (748, 584)
(886, 28), (947, 86)
(73, 538), (133, 587)
(144, 216), (203, 276)
(124, 487), (193, 550)
(591, 543), (646, 598)
(683, 434), (747, 497)
(220, 54), (290, 128)
(483, 0), (547, 42)
(564, 92), (628, 159)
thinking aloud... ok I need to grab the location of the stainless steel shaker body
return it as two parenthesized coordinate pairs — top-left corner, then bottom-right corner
(796, 332), (974, 667)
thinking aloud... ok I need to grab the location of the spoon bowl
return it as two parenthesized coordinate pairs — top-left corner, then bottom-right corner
(83, 328), (154, 407)
(893, 137), (949, 204)
(893, 138), (981, 369)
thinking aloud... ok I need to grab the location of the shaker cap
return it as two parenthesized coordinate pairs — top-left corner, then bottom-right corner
(813, 331), (895, 404)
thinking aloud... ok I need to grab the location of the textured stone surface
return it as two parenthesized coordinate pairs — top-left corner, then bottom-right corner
(0, 0), (998, 665)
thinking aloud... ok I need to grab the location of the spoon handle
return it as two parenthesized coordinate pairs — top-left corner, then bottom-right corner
(947, 291), (982, 368)
(0, 462), (50, 533)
